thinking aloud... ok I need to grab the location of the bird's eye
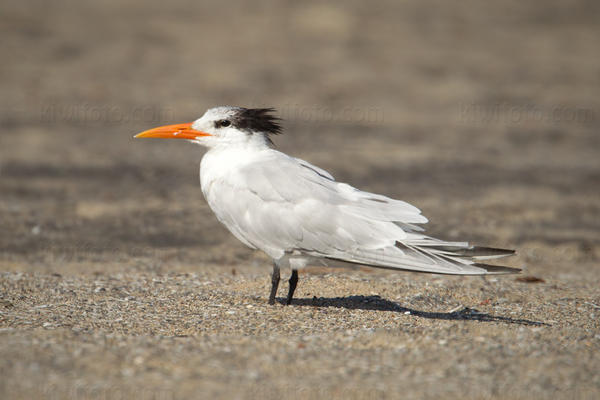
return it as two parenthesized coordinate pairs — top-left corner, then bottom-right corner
(218, 120), (231, 128)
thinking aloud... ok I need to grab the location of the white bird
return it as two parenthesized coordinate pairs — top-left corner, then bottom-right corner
(135, 106), (519, 305)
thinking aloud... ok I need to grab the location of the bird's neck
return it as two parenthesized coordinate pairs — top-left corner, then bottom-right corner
(202, 131), (272, 151)
(200, 140), (271, 175)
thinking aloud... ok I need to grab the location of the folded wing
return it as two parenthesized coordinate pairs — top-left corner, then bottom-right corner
(210, 150), (518, 275)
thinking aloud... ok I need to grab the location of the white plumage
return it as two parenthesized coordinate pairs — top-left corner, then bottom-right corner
(136, 106), (519, 304)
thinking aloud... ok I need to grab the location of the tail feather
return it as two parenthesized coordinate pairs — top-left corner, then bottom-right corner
(472, 263), (521, 274)
(424, 245), (515, 260)
(321, 239), (521, 275)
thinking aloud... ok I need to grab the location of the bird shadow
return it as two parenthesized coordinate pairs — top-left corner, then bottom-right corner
(285, 295), (548, 326)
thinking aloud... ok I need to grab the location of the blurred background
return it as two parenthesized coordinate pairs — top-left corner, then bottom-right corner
(1, 1), (600, 398)
(1, 0), (598, 273)
(1, 0), (599, 274)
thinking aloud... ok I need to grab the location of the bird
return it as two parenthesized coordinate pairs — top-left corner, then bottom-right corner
(135, 106), (519, 305)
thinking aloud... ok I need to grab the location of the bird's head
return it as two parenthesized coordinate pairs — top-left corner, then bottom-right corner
(135, 106), (282, 148)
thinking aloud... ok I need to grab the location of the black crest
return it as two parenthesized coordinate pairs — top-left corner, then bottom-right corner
(233, 108), (282, 137)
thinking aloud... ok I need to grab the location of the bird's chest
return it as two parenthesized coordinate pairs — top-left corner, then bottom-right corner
(201, 152), (238, 207)
(199, 148), (267, 223)
(201, 147), (250, 188)
(199, 149), (274, 252)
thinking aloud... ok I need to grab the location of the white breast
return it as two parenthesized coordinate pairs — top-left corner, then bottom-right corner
(200, 146), (278, 253)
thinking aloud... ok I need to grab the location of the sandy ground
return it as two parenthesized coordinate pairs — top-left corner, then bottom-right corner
(1, 0), (599, 399)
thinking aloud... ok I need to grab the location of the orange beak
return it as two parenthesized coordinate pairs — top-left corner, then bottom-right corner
(134, 123), (211, 140)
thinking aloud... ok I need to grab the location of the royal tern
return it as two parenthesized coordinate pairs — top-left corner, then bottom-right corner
(135, 106), (519, 305)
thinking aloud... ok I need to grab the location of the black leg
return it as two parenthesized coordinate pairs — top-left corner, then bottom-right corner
(286, 269), (298, 305)
(268, 263), (280, 305)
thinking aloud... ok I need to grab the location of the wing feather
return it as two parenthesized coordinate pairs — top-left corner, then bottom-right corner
(203, 149), (517, 275)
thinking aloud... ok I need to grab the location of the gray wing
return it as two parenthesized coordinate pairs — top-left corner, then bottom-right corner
(209, 151), (517, 275)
